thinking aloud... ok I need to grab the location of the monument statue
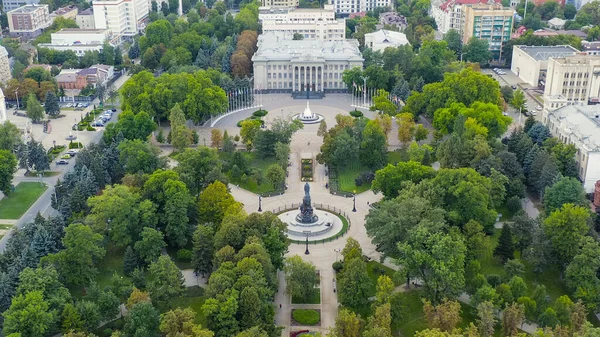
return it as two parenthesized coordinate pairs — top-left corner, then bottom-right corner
(296, 182), (318, 223)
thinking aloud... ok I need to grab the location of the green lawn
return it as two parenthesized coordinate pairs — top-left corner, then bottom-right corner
(219, 151), (279, 194)
(0, 224), (13, 230)
(387, 149), (408, 165)
(0, 182), (47, 219)
(366, 260), (401, 297)
(169, 286), (207, 327)
(292, 289), (321, 304)
(338, 162), (371, 193)
(95, 244), (127, 290)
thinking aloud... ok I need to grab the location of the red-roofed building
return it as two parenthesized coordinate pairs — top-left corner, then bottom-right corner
(431, 0), (501, 34)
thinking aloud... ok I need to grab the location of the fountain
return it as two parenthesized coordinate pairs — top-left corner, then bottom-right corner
(278, 183), (343, 241)
(293, 101), (324, 124)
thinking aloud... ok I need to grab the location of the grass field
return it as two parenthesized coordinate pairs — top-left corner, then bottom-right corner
(169, 286), (207, 327)
(338, 162), (371, 193)
(0, 182), (47, 219)
(0, 224), (13, 230)
(292, 289), (321, 304)
(95, 244), (127, 290)
(219, 151), (279, 194)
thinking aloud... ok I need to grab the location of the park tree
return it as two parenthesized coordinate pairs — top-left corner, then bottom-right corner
(371, 161), (435, 199)
(396, 112), (415, 145)
(198, 181), (237, 226)
(18, 138), (50, 173)
(163, 179), (193, 247)
(370, 89), (397, 115)
(423, 299), (462, 332)
(329, 308), (360, 337)
(240, 120), (262, 149)
(76, 300), (101, 331)
(374, 275), (395, 307)
(360, 119), (388, 170)
(16, 265), (71, 314)
(365, 196), (445, 258)
(123, 246), (140, 276)
(265, 164), (286, 189)
(543, 177), (587, 214)
(397, 224), (466, 304)
(338, 257), (373, 309)
(118, 139), (165, 174)
(104, 110), (157, 142)
(284, 255), (318, 302)
(44, 92), (60, 116)
(565, 237), (600, 309)
(363, 303), (392, 337)
(444, 29), (462, 55)
(462, 37), (491, 65)
(0, 121), (21, 151)
(543, 203), (590, 266)
(494, 225), (515, 263)
(192, 225), (215, 276)
(42, 223), (105, 286)
(476, 301), (496, 337)
(160, 307), (213, 337)
(0, 150), (17, 195)
(3, 291), (55, 337)
(211, 129), (223, 148)
(26, 93), (44, 123)
(510, 89), (526, 111)
(124, 301), (161, 337)
(148, 255), (185, 308)
(175, 147), (224, 197)
(169, 103), (193, 151)
(61, 303), (83, 333)
(126, 287), (151, 309)
(502, 303), (525, 337)
(135, 227), (167, 265)
(202, 289), (240, 337)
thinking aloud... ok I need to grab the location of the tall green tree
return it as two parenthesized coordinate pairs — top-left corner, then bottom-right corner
(494, 225), (515, 263)
(198, 181), (237, 226)
(565, 237), (600, 309)
(124, 301), (161, 337)
(462, 37), (491, 65)
(371, 161), (435, 199)
(148, 255), (185, 308)
(284, 255), (319, 302)
(44, 91), (60, 116)
(163, 179), (193, 247)
(26, 93), (44, 123)
(169, 103), (193, 151)
(192, 225), (214, 276)
(360, 119), (388, 170)
(265, 164), (286, 189)
(0, 150), (17, 195)
(0, 121), (22, 151)
(202, 289), (240, 337)
(329, 308), (360, 337)
(338, 257), (373, 309)
(543, 203), (590, 266)
(543, 177), (587, 214)
(135, 227), (167, 265)
(118, 139), (165, 174)
(3, 291), (55, 337)
(175, 147), (224, 196)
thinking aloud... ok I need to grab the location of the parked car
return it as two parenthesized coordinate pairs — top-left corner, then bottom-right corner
(536, 105), (542, 111)
(61, 154), (72, 159)
(56, 159), (69, 165)
(91, 120), (105, 127)
(511, 85), (517, 90)
(66, 149), (78, 156)
(111, 108), (117, 112)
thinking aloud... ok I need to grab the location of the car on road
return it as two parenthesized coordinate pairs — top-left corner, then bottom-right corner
(111, 108), (117, 112)
(61, 154), (72, 159)
(91, 120), (105, 127)
(511, 85), (517, 89)
(56, 159), (69, 165)
(66, 149), (78, 156)
(536, 105), (542, 111)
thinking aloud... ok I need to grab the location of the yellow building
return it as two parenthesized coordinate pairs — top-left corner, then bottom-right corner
(462, 4), (514, 61)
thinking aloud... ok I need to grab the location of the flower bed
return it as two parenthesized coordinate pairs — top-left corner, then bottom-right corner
(301, 158), (313, 182)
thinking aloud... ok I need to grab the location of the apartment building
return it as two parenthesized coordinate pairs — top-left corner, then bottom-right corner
(38, 28), (111, 55)
(7, 4), (51, 39)
(259, 5), (346, 41)
(92, 0), (149, 44)
(329, 0), (393, 15)
(543, 54), (600, 106)
(261, 0), (298, 7)
(430, 0), (500, 35)
(49, 5), (78, 21)
(76, 8), (96, 29)
(510, 45), (579, 87)
(461, 4), (514, 61)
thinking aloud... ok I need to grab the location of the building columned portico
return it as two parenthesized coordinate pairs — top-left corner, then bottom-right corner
(252, 32), (363, 96)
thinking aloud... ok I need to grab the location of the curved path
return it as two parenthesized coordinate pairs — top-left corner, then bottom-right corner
(229, 119), (384, 336)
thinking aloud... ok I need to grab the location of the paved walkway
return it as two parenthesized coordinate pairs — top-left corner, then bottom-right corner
(229, 121), (385, 336)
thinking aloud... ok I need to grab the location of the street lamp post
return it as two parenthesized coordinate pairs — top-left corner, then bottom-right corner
(14, 90), (19, 110)
(362, 76), (369, 107)
(352, 190), (356, 212)
(305, 235), (310, 255)
(334, 248), (341, 261)
(258, 195), (262, 212)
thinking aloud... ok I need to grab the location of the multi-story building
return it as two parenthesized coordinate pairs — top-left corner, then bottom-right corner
(0, 46), (12, 86)
(510, 45), (579, 87)
(7, 4), (51, 39)
(92, 0), (149, 44)
(37, 28), (111, 56)
(329, 0), (393, 15)
(56, 64), (115, 90)
(430, 0), (499, 35)
(252, 32), (363, 92)
(259, 5), (346, 41)
(461, 4), (514, 61)
(2, 0), (39, 12)
(582, 40), (600, 56)
(76, 8), (96, 29)
(261, 0), (298, 7)
(364, 29), (410, 52)
(542, 105), (600, 193)
(49, 5), (78, 21)
(543, 54), (600, 106)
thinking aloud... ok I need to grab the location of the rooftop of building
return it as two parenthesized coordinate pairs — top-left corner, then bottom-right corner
(77, 8), (94, 15)
(252, 32), (363, 62)
(0, 46), (8, 57)
(582, 40), (600, 51)
(548, 17), (566, 26)
(51, 5), (77, 15)
(8, 4), (48, 14)
(53, 28), (109, 34)
(532, 28), (588, 38)
(551, 53), (600, 64)
(515, 45), (579, 60)
(365, 29), (410, 45)
(379, 12), (407, 25)
(547, 105), (600, 151)
(439, 0), (500, 12)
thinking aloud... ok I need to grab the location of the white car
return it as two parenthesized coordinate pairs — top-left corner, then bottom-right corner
(536, 105), (542, 111)
(502, 112), (509, 116)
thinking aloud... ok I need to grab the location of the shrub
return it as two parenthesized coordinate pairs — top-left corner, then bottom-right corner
(69, 142), (83, 149)
(156, 129), (165, 143)
(506, 196), (522, 215)
(486, 274), (502, 287)
(355, 171), (375, 186)
(86, 126), (96, 131)
(253, 109), (268, 117)
(332, 261), (343, 272)
(176, 249), (193, 261)
(234, 135), (240, 142)
(349, 109), (363, 118)
(292, 309), (320, 325)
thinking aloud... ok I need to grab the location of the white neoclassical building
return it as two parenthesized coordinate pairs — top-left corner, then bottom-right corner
(252, 32), (364, 93)
(0, 46), (11, 86)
